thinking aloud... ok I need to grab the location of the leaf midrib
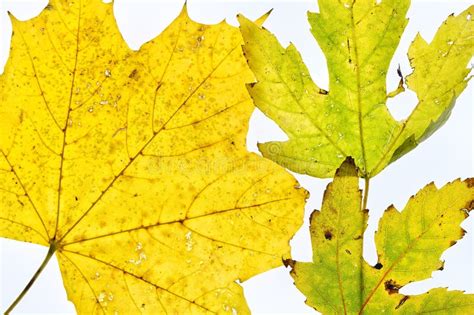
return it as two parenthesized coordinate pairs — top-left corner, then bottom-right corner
(348, 4), (368, 178)
(335, 196), (348, 314)
(61, 197), (294, 247)
(54, 0), (83, 241)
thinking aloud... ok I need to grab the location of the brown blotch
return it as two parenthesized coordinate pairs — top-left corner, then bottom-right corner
(283, 258), (296, 268)
(324, 230), (333, 240)
(384, 280), (401, 294)
(397, 64), (404, 80)
(129, 69), (138, 79)
(395, 296), (409, 310)
(309, 210), (319, 224)
(345, 249), (351, 255)
(374, 262), (383, 270)
(319, 88), (329, 95)
(466, 178), (474, 188)
(468, 200), (474, 210)
(353, 235), (362, 240)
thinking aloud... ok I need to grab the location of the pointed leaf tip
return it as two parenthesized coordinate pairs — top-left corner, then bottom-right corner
(255, 9), (273, 26)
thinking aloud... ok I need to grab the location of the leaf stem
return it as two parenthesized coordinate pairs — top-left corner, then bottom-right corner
(362, 177), (370, 211)
(4, 243), (56, 314)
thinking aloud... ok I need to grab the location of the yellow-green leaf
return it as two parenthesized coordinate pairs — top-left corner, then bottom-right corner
(289, 159), (474, 314)
(0, 1), (307, 313)
(239, 2), (474, 178)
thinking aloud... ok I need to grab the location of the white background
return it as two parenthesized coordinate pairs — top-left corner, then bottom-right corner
(0, 0), (472, 314)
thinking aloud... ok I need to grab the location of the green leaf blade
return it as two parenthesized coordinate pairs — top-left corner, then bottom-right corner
(289, 160), (474, 313)
(240, 1), (473, 179)
(239, 15), (344, 178)
(376, 180), (473, 285)
(372, 5), (474, 175)
(292, 159), (367, 313)
(400, 289), (474, 314)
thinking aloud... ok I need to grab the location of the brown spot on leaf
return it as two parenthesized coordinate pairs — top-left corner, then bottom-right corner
(324, 230), (333, 240)
(384, 280), (401, 294)
(309, 210), (319, 224)
(345, 249), (351, 255)
(395, 296), (409, 310)
(319, 88), (329, 95)
(468, 200), (474, 210)
(129, 69), (138, 79)
(374, 262), (383, 270)
(283, 258), (295, 268)
(466, 178), (474, 188)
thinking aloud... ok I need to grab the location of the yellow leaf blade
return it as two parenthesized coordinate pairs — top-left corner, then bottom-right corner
(0, 1), (308, 313)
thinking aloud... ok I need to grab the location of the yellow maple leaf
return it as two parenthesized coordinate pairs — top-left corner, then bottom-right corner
(0, 1), (307, 313)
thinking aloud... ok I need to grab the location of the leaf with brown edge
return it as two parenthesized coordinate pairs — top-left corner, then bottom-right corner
(289, 158), (474, 314)
(0, 1), (307, 313)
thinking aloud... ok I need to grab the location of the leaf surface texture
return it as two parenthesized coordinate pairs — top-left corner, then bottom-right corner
(0, 1), (307, 313)
(289, 159), (474, 314)
(239, 1), (474, 178)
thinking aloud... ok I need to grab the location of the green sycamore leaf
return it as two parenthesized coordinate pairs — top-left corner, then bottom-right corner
(287, 158), (474, 314)
(239, 1), (474, 178)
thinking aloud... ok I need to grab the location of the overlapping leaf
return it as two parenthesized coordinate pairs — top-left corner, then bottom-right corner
(288, 159), (474, 313)
(239, 1), (474, 178)
(0, 1), (307, 313)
